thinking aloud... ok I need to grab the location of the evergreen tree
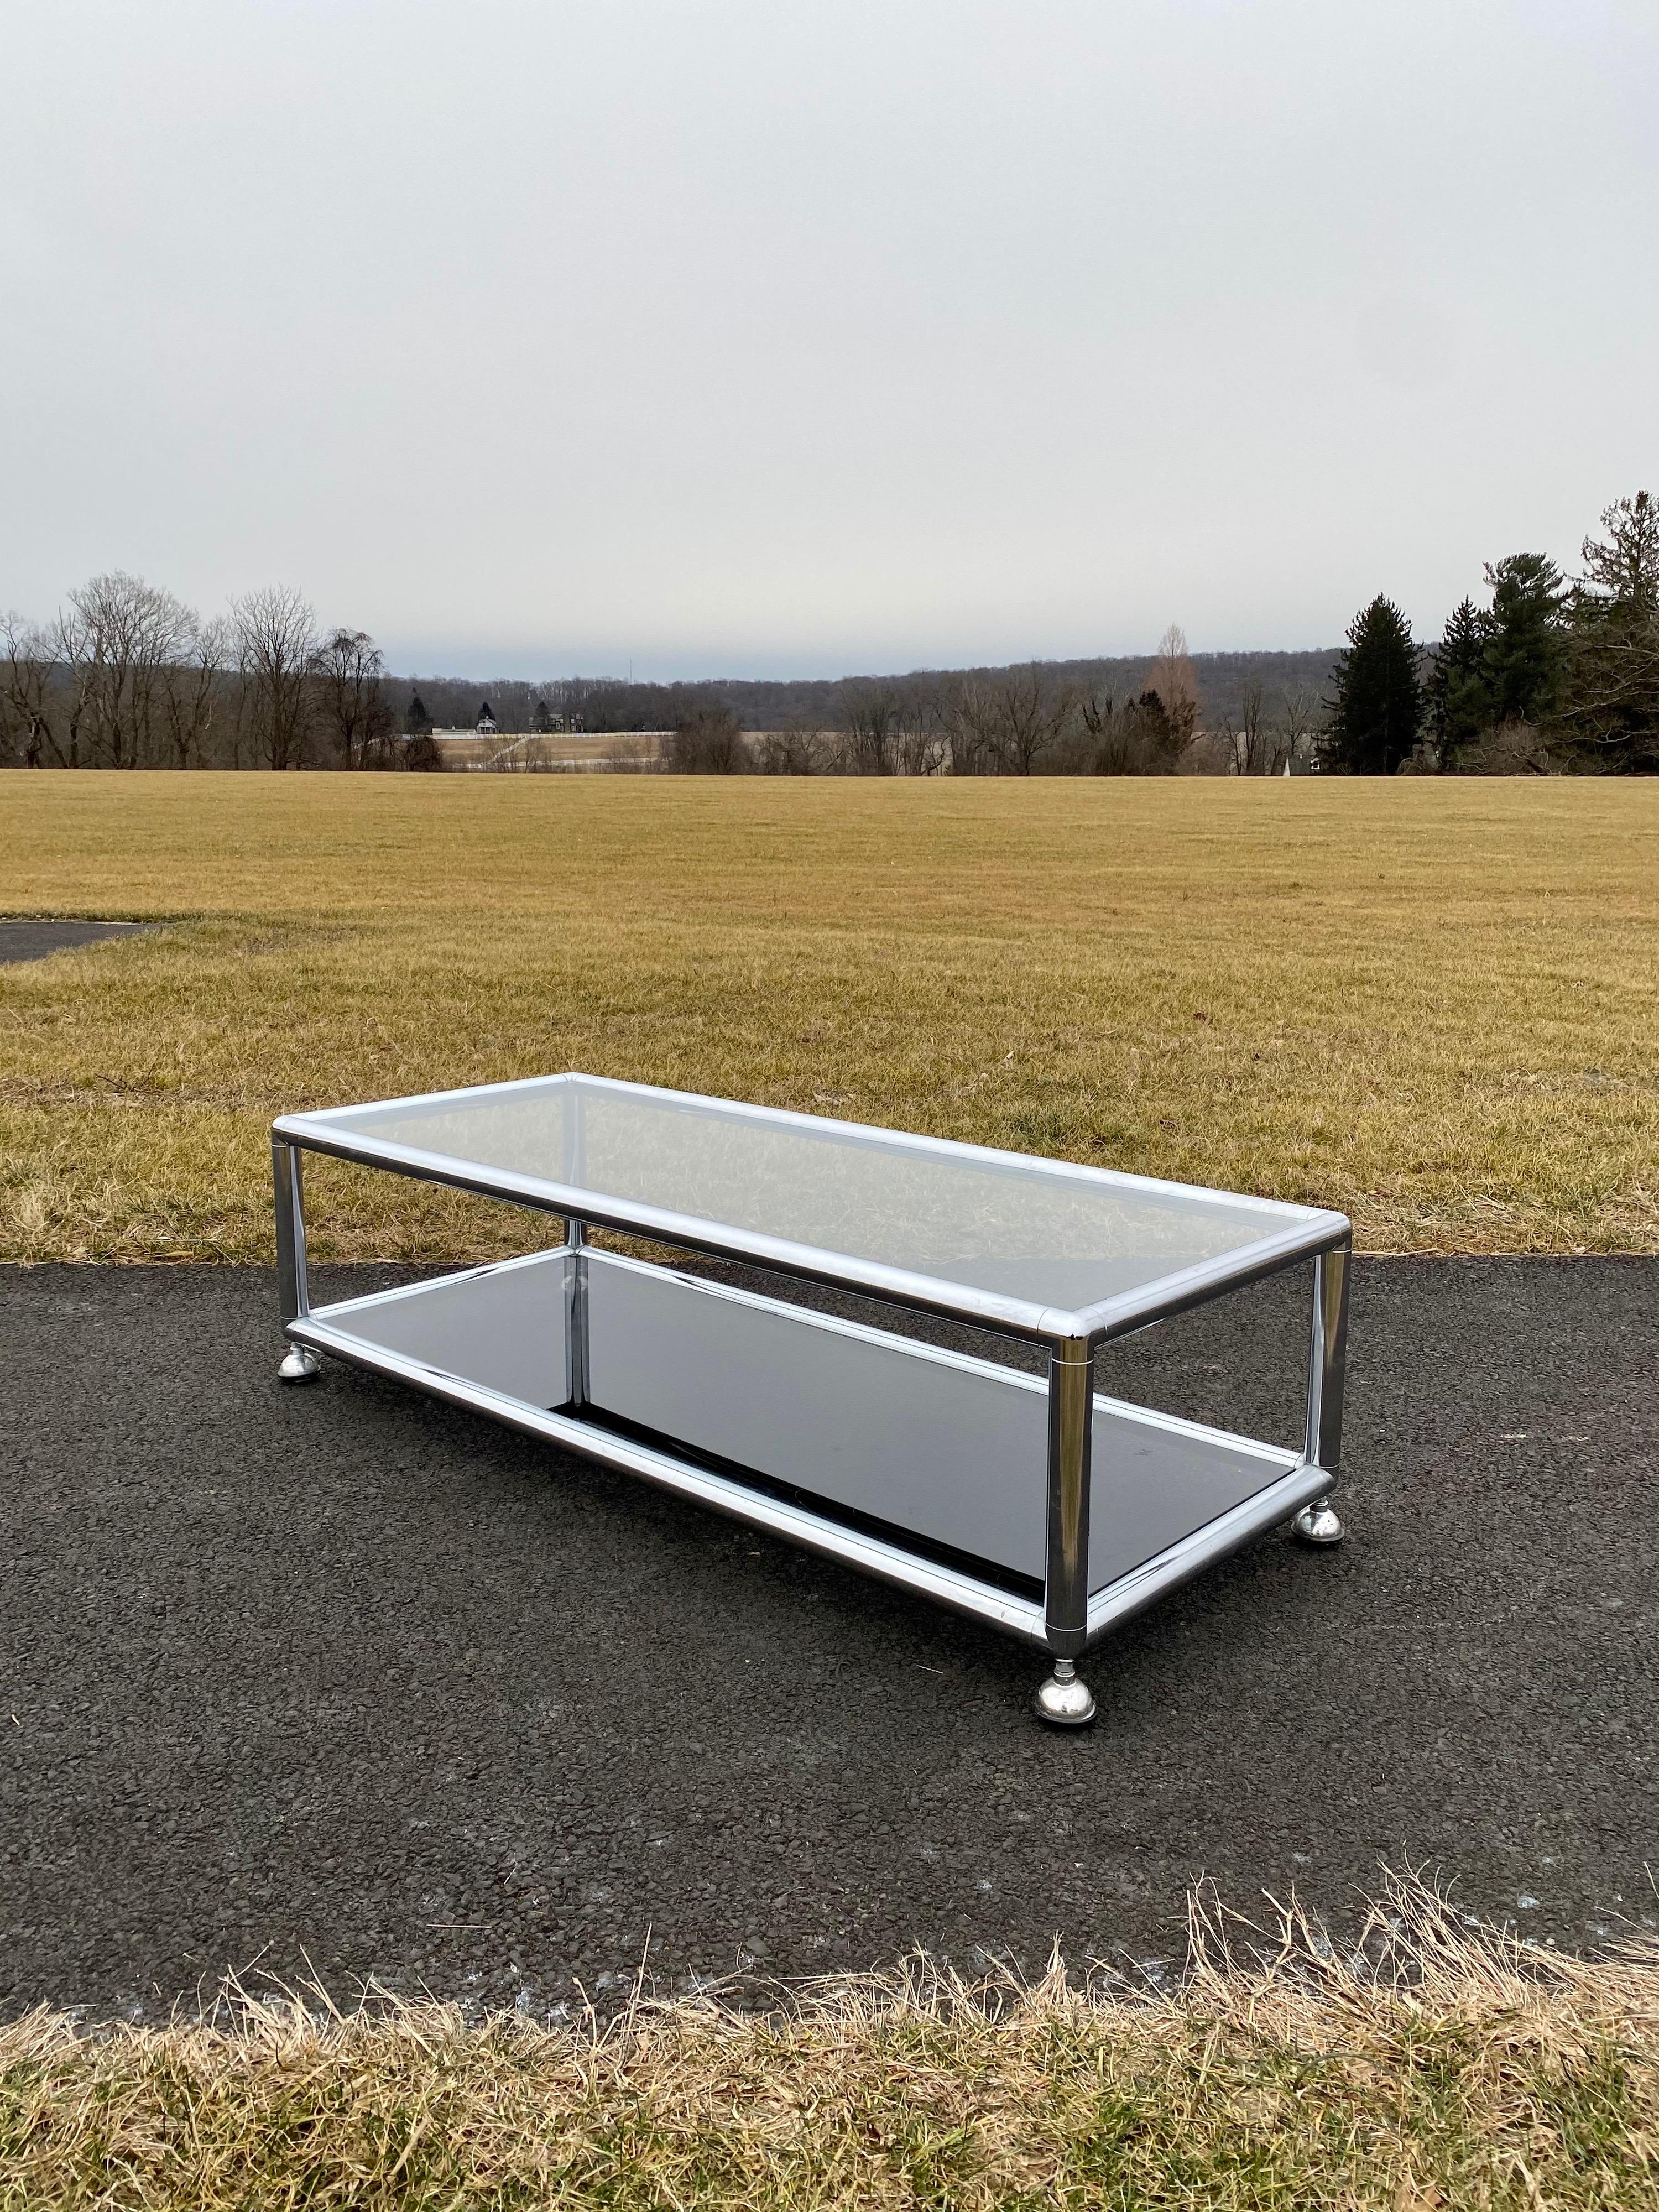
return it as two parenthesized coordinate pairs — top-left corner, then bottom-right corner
(1483, 553), (1566, 726)
(1556, 491), (1659, 772)
(1579, 487), (1659, 612)
(1324, 596), (1423, 773)
(1135, 688), (1181, 764)
(404, 690), (433, 739)
(1426, 597), (1493, 766)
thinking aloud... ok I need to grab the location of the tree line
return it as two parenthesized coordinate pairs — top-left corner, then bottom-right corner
(665, 488), (1659, 778)
(1324, 491), (1659, 775)
(0, 580), (440, 771)
(0, 583), (1318, 776)
(657, 628), (1280, 776)
(458, 629), (1303, 776)
(382, 651), (1339, 747)
(6, 488), (1653, 775)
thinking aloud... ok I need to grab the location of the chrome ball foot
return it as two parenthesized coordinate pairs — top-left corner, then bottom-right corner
(1291, 1497), (1344, 1545)
(279, 1343), (322, 1383)
(1034, 1658), (1096, 1728)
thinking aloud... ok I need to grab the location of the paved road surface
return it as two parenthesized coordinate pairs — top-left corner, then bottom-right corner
(3, 1258), (1654, 2020)
(0, 920), (151, 964)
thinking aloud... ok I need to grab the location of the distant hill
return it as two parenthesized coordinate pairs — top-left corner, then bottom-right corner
(388, 649), (1342, 735)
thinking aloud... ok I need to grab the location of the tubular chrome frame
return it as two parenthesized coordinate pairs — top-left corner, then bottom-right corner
(286, 1260), (1332, 1657)
(273, 1138), (310, 1324)
(273, 1071), (1350, 1350)
(1044, 1337), (1094, 1658)
(272, 1074), (1353, 1662)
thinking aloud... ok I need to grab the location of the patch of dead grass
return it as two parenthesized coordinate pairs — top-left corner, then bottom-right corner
(2, 1876), (1655, 2208)
(2, 773), (1656, 1261)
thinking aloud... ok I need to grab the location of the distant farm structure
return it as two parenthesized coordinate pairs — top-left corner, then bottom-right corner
(434, 729), (673, 773)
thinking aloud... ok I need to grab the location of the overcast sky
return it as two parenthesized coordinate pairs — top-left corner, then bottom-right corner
(2, 2), (1655, 679)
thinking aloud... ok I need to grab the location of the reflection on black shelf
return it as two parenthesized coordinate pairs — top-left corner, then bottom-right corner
(549, 1395), (1045, 1605)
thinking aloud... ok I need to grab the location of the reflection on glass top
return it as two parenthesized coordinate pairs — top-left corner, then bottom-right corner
(299, 1074), (1319, 1319)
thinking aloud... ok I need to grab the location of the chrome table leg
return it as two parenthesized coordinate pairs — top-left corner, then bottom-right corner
(273, 1139), (321, 1382)
(1291, 1244), (1349, 1543)
(1035, 1335), (1097, 1724)
(565, 1216), (590, 1411)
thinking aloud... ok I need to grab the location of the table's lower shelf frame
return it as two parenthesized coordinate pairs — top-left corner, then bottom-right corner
(286, 1296), (1333, 1660)
(273, 1135), (1350, 1726)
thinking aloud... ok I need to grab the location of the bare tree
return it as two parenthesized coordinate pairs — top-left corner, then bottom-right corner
(1229, 678), (1290, 775)
(1077, 685), (1131, 773)
(55, 572), (196, 769)
(1146, 623), (1200, 756)
(1079, 687), (1142, 774)
(1280, 683), (1323, 770)
(842, 684), (903, 774)
(0, 614), (61, 767)
(232, 586), (319, 770)
(938, 679), (993, 775)
(156, 615), (228, 769)
(941, 666), (1073, 774)
(892, 701), (947, 776)
(1076, 685), (1185, 774)
(993, 665), (1073, 774)
(754, 726), (831, 774)
(841, 683), (945, 776)
(665, 701), (747, 773)
(313, 628), (398, 768)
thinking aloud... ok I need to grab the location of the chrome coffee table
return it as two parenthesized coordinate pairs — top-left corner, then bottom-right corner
(272, 1073), (1351, 1724)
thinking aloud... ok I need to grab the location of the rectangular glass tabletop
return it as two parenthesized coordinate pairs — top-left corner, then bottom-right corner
(276, 1073), (1347, 1342)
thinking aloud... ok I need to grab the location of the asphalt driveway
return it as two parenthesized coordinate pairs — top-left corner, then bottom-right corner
(2, 1257), (1655, 2019)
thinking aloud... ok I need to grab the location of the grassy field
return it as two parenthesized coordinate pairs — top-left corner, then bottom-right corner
(4, 1886), (1655, 2209)
(2, 771), (1656, 1264)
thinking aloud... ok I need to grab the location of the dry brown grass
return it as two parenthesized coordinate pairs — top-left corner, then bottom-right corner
(2, 772), (1656, 1263)
(3, 1879), (1655, 2209)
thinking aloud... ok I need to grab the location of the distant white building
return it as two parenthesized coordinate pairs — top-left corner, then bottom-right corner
(476, 701), (497, 736)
